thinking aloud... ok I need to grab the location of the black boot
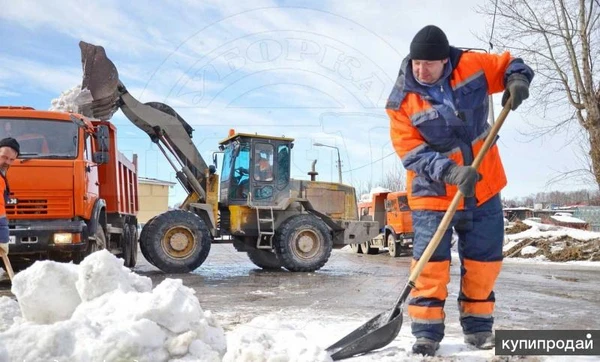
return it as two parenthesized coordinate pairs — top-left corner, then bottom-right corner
(464, 331), (495, 349)
(412, 337), (440, 356)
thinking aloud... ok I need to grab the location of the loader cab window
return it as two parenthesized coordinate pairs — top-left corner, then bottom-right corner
(230, 140), (250, 199)
(253, 143), (274, 182)
(276, 144), (290, 189)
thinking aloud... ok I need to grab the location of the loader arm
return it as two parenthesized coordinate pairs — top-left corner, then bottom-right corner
(77, 41), (208, 201)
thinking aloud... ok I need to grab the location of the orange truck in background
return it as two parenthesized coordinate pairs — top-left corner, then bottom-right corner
(0, 106), (139, 270)
(352, 189), (414, 257)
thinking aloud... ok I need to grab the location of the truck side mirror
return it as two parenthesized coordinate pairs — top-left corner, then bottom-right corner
(384, 200), (392, 212)
(93, 124), (110, 164)
(93, 151), (109, 164)
(96, 124), (110, 152)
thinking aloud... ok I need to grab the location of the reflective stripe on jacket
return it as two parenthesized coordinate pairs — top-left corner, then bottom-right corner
(386, 47), (534, 211)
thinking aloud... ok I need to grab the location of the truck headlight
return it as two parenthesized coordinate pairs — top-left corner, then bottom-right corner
(54, 233), (73, 244)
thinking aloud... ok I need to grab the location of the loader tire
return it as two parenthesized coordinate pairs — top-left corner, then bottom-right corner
(139, 217), (157, 265)
(140, 209), (211, 273)
(247, 249), (282, 270)
(274, 214), (332, 272)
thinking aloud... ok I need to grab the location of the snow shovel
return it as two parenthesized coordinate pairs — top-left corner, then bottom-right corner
(0, 249), (15, 281)
(326, 100), (513, 360)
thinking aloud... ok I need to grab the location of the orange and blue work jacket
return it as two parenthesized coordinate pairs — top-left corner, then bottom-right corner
(386, 47), (534, 211)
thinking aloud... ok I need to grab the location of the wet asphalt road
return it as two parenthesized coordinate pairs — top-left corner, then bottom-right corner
(1, 244), (599, 332)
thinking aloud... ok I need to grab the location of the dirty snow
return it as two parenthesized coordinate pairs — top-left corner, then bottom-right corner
(48, 84), (93, 113)
(506, 219), (600, 241)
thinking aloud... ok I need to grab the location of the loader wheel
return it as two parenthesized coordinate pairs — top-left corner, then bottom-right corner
(139, 217), (157, 265)
(274, 214), (332, 272)
(387, 233), (401, 257)
(247, 249), (282, 270)
(139, 209), (211, 273)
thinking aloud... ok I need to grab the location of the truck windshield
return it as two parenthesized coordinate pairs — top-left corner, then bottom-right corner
(0, 118), (79, 158)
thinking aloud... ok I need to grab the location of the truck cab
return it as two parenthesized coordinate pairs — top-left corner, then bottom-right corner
(0, 106), (139, 269)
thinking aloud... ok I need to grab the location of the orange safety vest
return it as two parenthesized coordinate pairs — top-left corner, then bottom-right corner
(386, 47), (534, 211)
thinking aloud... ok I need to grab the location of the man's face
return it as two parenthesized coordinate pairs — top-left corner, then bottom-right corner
(0, 147), (18, 172)
(412, 58), (448, 84)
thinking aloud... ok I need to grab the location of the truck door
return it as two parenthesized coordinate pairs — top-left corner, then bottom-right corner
(84, 132), (99, 210)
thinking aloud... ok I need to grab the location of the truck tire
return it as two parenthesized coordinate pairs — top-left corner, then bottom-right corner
(139, 209), (211, 273)
(129, 224), (138, 267)
(247, 249), (282, 270)
(387, 233), (401, 257)
(360, 241), (378, 255)
(122, 223), (137, 268)
(74, 227), (103, 264)
(274, 214), (332, 272)
(350, 244), (362, 253)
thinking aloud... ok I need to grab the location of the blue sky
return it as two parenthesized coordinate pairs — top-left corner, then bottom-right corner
(0, 0), (592, 205)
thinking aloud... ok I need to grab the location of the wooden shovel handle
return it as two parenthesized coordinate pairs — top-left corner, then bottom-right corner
(408, 101), (512, 284)
(0, 249), (15, 281)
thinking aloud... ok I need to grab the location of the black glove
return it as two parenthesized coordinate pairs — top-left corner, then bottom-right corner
(442, 164), (482, 197)
(501, 73), (530, 111)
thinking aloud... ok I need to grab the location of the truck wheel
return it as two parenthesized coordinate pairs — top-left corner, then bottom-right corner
(122, 223), (137, 268)
(129, 224), (138, 267)
(140, 209), (211, 273)
(360, 241), (378, 255)
(247, 249), (282, 270)
(387, 233), (401, 257)
(74, 228), (103, 264)
(274, 214), (332, 272)
(350, 244), (363, 253)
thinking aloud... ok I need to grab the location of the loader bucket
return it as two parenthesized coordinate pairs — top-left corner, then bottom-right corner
(78, 41), (121, 120)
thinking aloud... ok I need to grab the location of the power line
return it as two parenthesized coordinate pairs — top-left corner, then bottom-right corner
(343, 151), (397, 173)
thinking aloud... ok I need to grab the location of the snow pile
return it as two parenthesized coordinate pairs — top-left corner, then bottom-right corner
(506, 219), (600, 242)
(223, 315), (332, 362)
(49, 84), (93, 113)
(503, 219), (600, 262)
(0, 250), (227, 362)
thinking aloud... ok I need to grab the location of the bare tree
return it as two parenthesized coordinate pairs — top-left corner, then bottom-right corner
(479, 0), (600, 189)
(379, 159), (407, 192)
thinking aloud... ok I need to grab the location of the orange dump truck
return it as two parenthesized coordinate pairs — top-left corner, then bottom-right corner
(0, 106), (139, 270)
(352, 189), (414, 257)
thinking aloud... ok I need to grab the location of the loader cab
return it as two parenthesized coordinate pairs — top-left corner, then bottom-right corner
(218, 131), (293, 206)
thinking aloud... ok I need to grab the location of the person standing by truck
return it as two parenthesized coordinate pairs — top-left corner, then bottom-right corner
(386, 25), (533, 356)
(0, 137), (20, 257)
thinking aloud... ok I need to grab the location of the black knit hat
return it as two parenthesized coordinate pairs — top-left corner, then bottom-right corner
(0, 137), (20, 156)
(410, 25), (450, 61)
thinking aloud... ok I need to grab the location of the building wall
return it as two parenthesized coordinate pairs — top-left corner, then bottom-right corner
(138, 183), (171, 224)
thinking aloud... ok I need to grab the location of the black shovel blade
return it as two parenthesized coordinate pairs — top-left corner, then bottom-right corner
(326, 306), (403, 360)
